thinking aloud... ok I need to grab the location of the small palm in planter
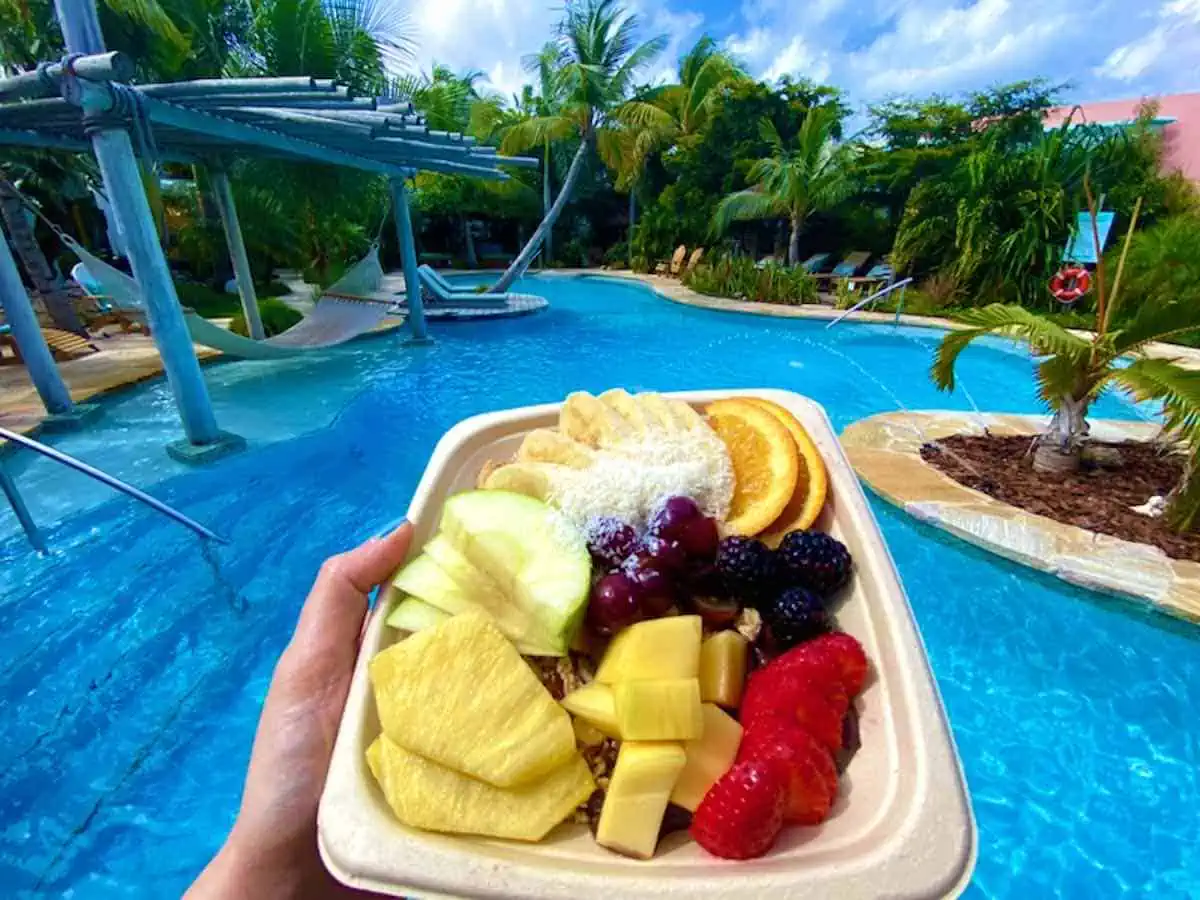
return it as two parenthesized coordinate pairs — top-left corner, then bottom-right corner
(931, 189), (1200, 530)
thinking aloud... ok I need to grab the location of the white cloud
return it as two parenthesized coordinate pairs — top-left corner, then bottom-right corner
(399, 0), (1198, 121)
(763, 36), (831, 83)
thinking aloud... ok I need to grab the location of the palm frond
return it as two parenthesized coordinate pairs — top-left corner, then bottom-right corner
(500, 115), (576, 154)
(1111, 358), (1200, 447)
(614, 100), (675, 132)
(954, 304), (1092, 358)
(1111, 299), (1200, 356)
(931, 327), (989, 392)
(712, 189), (787, 235)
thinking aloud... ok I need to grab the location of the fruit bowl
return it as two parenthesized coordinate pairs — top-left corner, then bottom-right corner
(318, 389), (977, 899)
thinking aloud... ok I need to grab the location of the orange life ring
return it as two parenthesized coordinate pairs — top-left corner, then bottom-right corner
(1049, 266), (1091, 303)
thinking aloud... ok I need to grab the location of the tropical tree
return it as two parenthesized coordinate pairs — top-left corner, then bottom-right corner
(931, 196), (1200, 529)
(492, 0), (666, 292)
(712, 106), (855, 265)
(610, 36), (745, 257)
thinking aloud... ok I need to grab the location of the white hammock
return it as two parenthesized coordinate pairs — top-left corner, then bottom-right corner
(68, 240), (400, 360)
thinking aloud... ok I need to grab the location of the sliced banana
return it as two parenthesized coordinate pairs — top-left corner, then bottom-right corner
(635, 392), (680, 433)
(599, 387), (650, 435)
(667, 398), (707, 432)
(483, 462), (560, 501)
(517, 429), (595, 469)
(560, 391), (633, 448)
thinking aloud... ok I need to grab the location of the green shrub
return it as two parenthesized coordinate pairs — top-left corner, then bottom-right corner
(683, 256), (817, 305)
(175, 281), (242, 318)
(231, 298), (303, 337)
(603, 242), (630, 267)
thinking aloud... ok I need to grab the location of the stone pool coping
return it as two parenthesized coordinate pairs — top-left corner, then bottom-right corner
(841, 411), (1200, 623)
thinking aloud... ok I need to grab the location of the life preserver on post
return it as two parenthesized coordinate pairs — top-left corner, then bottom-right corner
(1049, 266), (1091, 303)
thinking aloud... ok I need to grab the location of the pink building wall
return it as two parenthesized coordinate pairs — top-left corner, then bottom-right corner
(1044, 93), (1200, 182)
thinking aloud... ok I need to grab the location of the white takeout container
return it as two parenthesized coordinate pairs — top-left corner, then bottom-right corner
(318, 389), (977, 899)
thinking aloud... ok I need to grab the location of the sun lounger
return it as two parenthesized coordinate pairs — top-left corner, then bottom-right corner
(42, 327), (99, 360)
(656, 245), (687, 276)
(801, 253), (830, 273)
(816, 251), (871, 286)
(685, 247), (705, 273)
(416, 266), (512, 308)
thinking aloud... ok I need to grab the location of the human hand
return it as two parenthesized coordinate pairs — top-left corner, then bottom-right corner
(187, 524), (412, 900)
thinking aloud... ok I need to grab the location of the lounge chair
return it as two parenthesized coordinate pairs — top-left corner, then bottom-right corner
(800, 253), (830, 273)
(416, 266), (511, 308)
(685, 247), (705, 273)
(43, 327), (99, 360)
(816, 251), (872, 288)
(656, 245), (687, 276)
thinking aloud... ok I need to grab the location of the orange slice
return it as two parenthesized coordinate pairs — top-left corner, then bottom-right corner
(743, 398), (829, 546)
(704, 398), (799, 536)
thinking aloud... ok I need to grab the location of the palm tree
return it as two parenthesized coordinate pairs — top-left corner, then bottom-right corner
(712, 106), (855, 265)
(931, 196), (1200, 528)
(492, 0), (666, 292)
(607, 37), (745, 261)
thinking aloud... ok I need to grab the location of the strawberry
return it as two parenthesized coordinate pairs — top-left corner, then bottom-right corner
(690, 758), (788, 860)
(741, 667), (847, 754)
(774, 632), (869, 697)
(739, 717), (837, 825)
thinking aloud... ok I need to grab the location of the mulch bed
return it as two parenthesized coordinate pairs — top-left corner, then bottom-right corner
(921, 435), (1200, 563)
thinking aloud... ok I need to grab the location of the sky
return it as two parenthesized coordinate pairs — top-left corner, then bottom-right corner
(407, 0), (1200, 120)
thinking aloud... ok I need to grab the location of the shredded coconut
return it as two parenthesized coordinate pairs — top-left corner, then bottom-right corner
(545, 428), (734, 531)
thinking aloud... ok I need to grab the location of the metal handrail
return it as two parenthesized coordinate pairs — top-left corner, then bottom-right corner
(0, 426), (228, 546)
(825, 277), (914, 328)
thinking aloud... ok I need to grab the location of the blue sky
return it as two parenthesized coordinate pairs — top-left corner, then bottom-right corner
(410, 0), (1200, 116)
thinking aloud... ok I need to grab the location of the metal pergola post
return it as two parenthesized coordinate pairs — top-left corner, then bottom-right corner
(52, 0), (243, 463)
(208, 164), (264, 341)
(390, 177), (428, 343)
(0, 224), (73, 416)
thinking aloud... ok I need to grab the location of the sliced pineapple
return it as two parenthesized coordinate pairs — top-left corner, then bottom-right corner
(369, 611), (576, 787)
(367, 734), (594, 841)
(596, 741), (687, 859)
(615, 678), (703, 741)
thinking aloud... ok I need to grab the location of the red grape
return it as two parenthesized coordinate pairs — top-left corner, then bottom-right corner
(587, 573), (643, 635)
(637, 536), (688, 574)
(647, 496), (702, 542)
(628, 562), (677, 617)
(585, 517), (639, 568)
(677, 515), (719, 559)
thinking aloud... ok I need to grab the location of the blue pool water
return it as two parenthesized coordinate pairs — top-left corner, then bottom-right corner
(1, 275), (1196, 897)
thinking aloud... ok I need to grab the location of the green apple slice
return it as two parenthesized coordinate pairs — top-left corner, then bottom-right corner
(440, 490), (591, 656)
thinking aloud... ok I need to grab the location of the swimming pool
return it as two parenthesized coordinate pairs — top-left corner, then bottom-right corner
(1, 275), (1196, 897)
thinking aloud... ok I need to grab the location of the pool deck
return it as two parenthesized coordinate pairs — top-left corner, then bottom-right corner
(842, 410), (1200, 623)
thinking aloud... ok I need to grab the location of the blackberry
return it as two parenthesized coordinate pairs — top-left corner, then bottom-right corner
(777, 531), (853, 597)
(765, 587), (829, 649)
(714, 536), (778, 603)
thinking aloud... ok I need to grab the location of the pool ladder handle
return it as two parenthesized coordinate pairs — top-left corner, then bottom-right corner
(0, 426), (228, 549)
(825, 277), (914, 329)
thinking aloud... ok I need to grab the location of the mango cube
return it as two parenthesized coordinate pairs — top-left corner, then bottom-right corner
(595, 616), (702, 683)
(596, 741), (688, 859)
(698, 630), (749, 708)
(615, 677), (702, 741)
(561, 682), (622, 739)
(670, 704), (744, 811)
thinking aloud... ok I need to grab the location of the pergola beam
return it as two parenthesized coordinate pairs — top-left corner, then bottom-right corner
(136, 76), (335, 98)
(0, 51), (132, 102)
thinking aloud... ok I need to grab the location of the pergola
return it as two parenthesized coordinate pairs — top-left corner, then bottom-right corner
(0, 0), (535, 461)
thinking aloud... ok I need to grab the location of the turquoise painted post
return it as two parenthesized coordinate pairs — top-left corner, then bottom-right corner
(53, 0), (242, 462)
(0, 226), (73, 416)
(209, 165), (264, 341)
(390, 177), (429, 343)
